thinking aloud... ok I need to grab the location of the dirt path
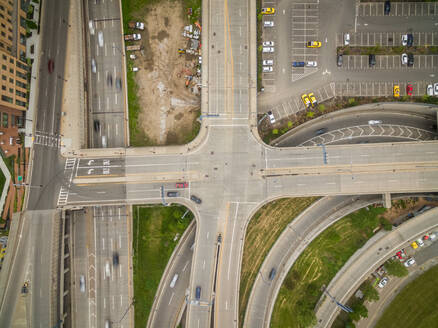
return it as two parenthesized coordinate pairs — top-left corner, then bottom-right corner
(132, 0), (201, 145)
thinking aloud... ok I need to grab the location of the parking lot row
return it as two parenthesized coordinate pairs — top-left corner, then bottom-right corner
(336, 32), (438, 47)
(358, 2), (438, 17)
(340, 55), (438, 70)
(334, 80), (433, 97)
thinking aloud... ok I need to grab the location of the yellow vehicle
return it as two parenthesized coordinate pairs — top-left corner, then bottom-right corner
(393, 85), (400, 97)
(261, 8), (275, 15)
(411, 241), (418, 249)
(308, 93), (317, 106)
(306, 41), (321, 48)
(301, 94), (311, 108)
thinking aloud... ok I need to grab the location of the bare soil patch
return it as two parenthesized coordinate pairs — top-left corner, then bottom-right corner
(131, 0), (200, 145)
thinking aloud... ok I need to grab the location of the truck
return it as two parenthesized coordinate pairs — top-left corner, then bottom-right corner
(124, 34), (141, 41)
(128, 21), (145, 30)
(126, 45), (142, 52)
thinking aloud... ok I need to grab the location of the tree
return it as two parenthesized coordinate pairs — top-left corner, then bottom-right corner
(349, 301), (368, 322)
(361, 280), (379, 302)
(385, 259), (408, 277)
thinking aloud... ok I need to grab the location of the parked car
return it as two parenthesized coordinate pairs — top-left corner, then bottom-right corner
(306, 61), (317, 67)
(344, 33), (350, 45)
(393, 85), (400, 98)
(401, 53), (408, 65)
(369, 54), (376, 67)
(368, 120), (382, 125)
(407, 53), (414, 67)
(411, 241), (418, 249)
(406, 84), (413, 96)
(308, 93), (317, 106)
(190, 195), (202, 204)
(263, 66), (273, 72)
(292, 61), (305, 67)
(307, 41), (321, 48)
(384, 0), (391, 15)
(434, 83), (438, 96)
(426, 84), (433, 96)
(429, 232), (437, 240)
(407, 33), (413, 47)
(267, 111), (276, 124)
(263, 59), (274, 66)
(264, 21), (274, 27)
(79, 275), (86, 293)
(401, 34), (408, 46)
(301, 94), (311, 108)
(262, 47), (274, 53)
(116, 77), (122, 90)
(263, 41), (274, 46)
(378, 277), (388, 288)
(337, 54), (343, 67)
(176, 182), (188, 188)
(261, 7), (275, 15)
(132, 67), (139, 72)
(416, 238), (424, 247)
(315, 128), (327, 135)
(404, 258), (416, 267)
(167, 191), (179, 197)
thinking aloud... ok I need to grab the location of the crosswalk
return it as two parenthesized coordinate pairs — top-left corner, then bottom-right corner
(33, 131), (62, 148)
(57, 158), (77, 206)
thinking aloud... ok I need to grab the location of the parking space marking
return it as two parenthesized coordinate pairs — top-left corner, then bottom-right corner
(340, 55), (438, 70)
(359, 2), (438, 17)
(337, 31), (438, 47)
(335, 80), (434, 97)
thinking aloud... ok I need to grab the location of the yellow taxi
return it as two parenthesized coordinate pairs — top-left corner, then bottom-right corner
(301, 94), (311, 108)
(393, 85), (400, 98)
(308, 93), (317, 107)
(261, 8), (275, 15)
(411, 241), (418, 249)
(306, 41), (321, 48)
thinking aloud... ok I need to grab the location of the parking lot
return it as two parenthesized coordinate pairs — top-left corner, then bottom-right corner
(358, 2), (438, 17)
(336, 32), (438, 47)
(334, 80), (433, 97)
(340, 55), (438, 70)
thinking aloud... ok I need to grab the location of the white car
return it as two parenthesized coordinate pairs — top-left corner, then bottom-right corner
(368, 120), (382, 125)
(263, 66), (273, 72)
(401, 53), (408, 65)
(263, 59), (274, 66)
(132, 67), (139, 72)
(129, 54), (136, 60)
(427, 84), (433, 96)
(264, 21), (274, 27)
(267, 111), (276, 124)
(98, 31), (104, 47)
(404, 257), (416, 267)
(88, 20), (95, 35)
(434, 83), (438, 96)
(344, 33), (350, 45)
(262, 47), (274, 53)
(105, 261), (111, 278)
(378, 277), (388, 288)
(306, 61), (317, 67)
(417, 238), (424, 247)
(91, 59), (96, 73)
(401, 34), (408, 46)
(263, 41), (274, 46)
(79, 275), (86, 293)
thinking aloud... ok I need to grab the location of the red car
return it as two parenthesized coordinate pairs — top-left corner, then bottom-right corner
(406, 84), (413, 96)
(396, 251), (403, 259)
(48, 59), (54, 73)
(176, 182), (188, 188)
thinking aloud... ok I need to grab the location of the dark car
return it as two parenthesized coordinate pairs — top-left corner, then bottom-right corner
(369, 54), (376, 67)
(292, 61), (305, 67)
(107, 74), (113, 87)
(407, 53), (414, 67)
(190, 195), (202, 204)
(113, 252), (119, 266)
(217, 234), (222, 244)
(167, 191), (179, 197)
(384, 1), (391, 15)
(407, 33), (413, 47)
(315, 128), (327, 135)
(48, 59), (54, 73)
(93, 120), (100, 132)
(268, 268), (277, 281)
(337, 54), (343, 67)
(116, 77), (122, 90)
(195, 286), (201, 300)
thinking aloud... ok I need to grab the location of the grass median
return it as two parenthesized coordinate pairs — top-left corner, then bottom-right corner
(270, 205), (387, 328)
(133, 204), (194, 327)
(375, 264), (438, 327)
(239, 197), (318, 326)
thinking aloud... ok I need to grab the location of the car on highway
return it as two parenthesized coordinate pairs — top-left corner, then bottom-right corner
(406, 84), (413, 96)
(261, 8), (275, 15)
(393, 85), (400, 98)
(79, 275), (86, 293)
(267, 111), (276, 124)
(344, 33), (350, 46)
(292, 62), (305, 67)
(427, 84), (433, 96)
(263, 41), (274, 46)
(401, 53), (408, 65)
(88, 20), (95, 35)
(315, 128), (327, 136)
(308, 93), (317, 107)
(190, 195), (202, 204)
(416, 238), (424, 247)
(378, 277), (388, 288)
(262, 47), (274, 53)
(384, 0), (391, 15)
(263, 59), (274, 66)
(93, 120), (100, 132)
(167, 191), (179, 197)
(48, 59), (54, 73)
(217, 234), (222, 243)
(98, 31), (104, 47)
(407, 33), (413, 47)
(411, 241), (418, 249)
(264, 21), (274, 27)
(116, 77), (122, 90)
(306, 61), (317, 67)
(301, 94), (311, 108)
(401, 34), (408, 46)
(337, 54), (343, 67)
(105, 320), (110, 328)
(107, 73), (113, 87)
(263, 66), (273, 72)
(306, 41), (321, 48)
(176, 182), (188, 188)
(195, 286), (201, 300)
(91, 59), (96, 73)
(268, 267), (276, 281)
(170, 274), (179, 288)
(105, 261), (111, 278)
(369, 54), (376, 67)
(113, 252), (119, 266)
(368, 120), (382, 125)
(407, 53), (414, 67)
(434, 83), (438, 96)
(404, 257), (416, 267)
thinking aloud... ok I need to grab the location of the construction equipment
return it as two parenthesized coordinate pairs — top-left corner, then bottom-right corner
(126, 45), (142, 51)
(128, 21), (145, 30)
(124, 34), (141, 41)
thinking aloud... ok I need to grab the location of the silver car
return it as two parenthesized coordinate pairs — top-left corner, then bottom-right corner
(264, 21), (274, 27)
(98, 31), (104, 47)
(263, 41), (274, 46)
(427, 84), (433, 96)
(434, 83), (438, 96)
(262, 66), (273, 72)
(263, 59), (274, 66)
(79, 275), (86, 293)
(368, 120), (382, 125)
(262, 47), (274, 53)
(91, 59), (96, 73)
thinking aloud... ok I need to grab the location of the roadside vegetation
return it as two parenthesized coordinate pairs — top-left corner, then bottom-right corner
(270, 205), (388, 328)
(337, 45), (438, 56)
(375, 265), (438, 328)
(133, 204), (194, 327)
(239, 197), (318, 326)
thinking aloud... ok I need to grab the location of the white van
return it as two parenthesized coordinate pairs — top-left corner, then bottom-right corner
(170, 274), (179, 288)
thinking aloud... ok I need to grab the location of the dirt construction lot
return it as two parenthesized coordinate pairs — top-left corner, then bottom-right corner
(130, 0), (201, 145)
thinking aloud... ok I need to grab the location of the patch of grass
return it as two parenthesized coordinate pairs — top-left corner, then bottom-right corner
(133, 204), (194, 327)
(239, 197), (318, 327)
(183, 0), (202, 23)
(270, 205), (386, 328)
(182, 111), (201, 144)
(376, 265), (438, 328)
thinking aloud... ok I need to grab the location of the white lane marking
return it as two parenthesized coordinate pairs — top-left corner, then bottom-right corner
(115, 93), (118, 104)
(119, 234), (122, 248)
(326, 182), (336, 185)
(113, 42), (116, 55)
(116, 124), (119, 136)
(97, 71), (100, 82)
(120, 294), (123, 306)
(112, 295), (115, 309)
(97, 191), (106, 194)
(104, 297), (106, 308)
(105, 43), (107, 56)
(111, 238), (113, 250)
(227, 203), (239, 280)
(225, 300), (228, 310)
(169, 292), (175, 305)
(98, 96), (101, 110)
(102, 238), (105, 250)
(106, 97), (109, 110)
(206, 232), (209, 239)
(182, 261), (189, 272)
(360, 154), (369, 157)
(119, 264), (122, 278)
